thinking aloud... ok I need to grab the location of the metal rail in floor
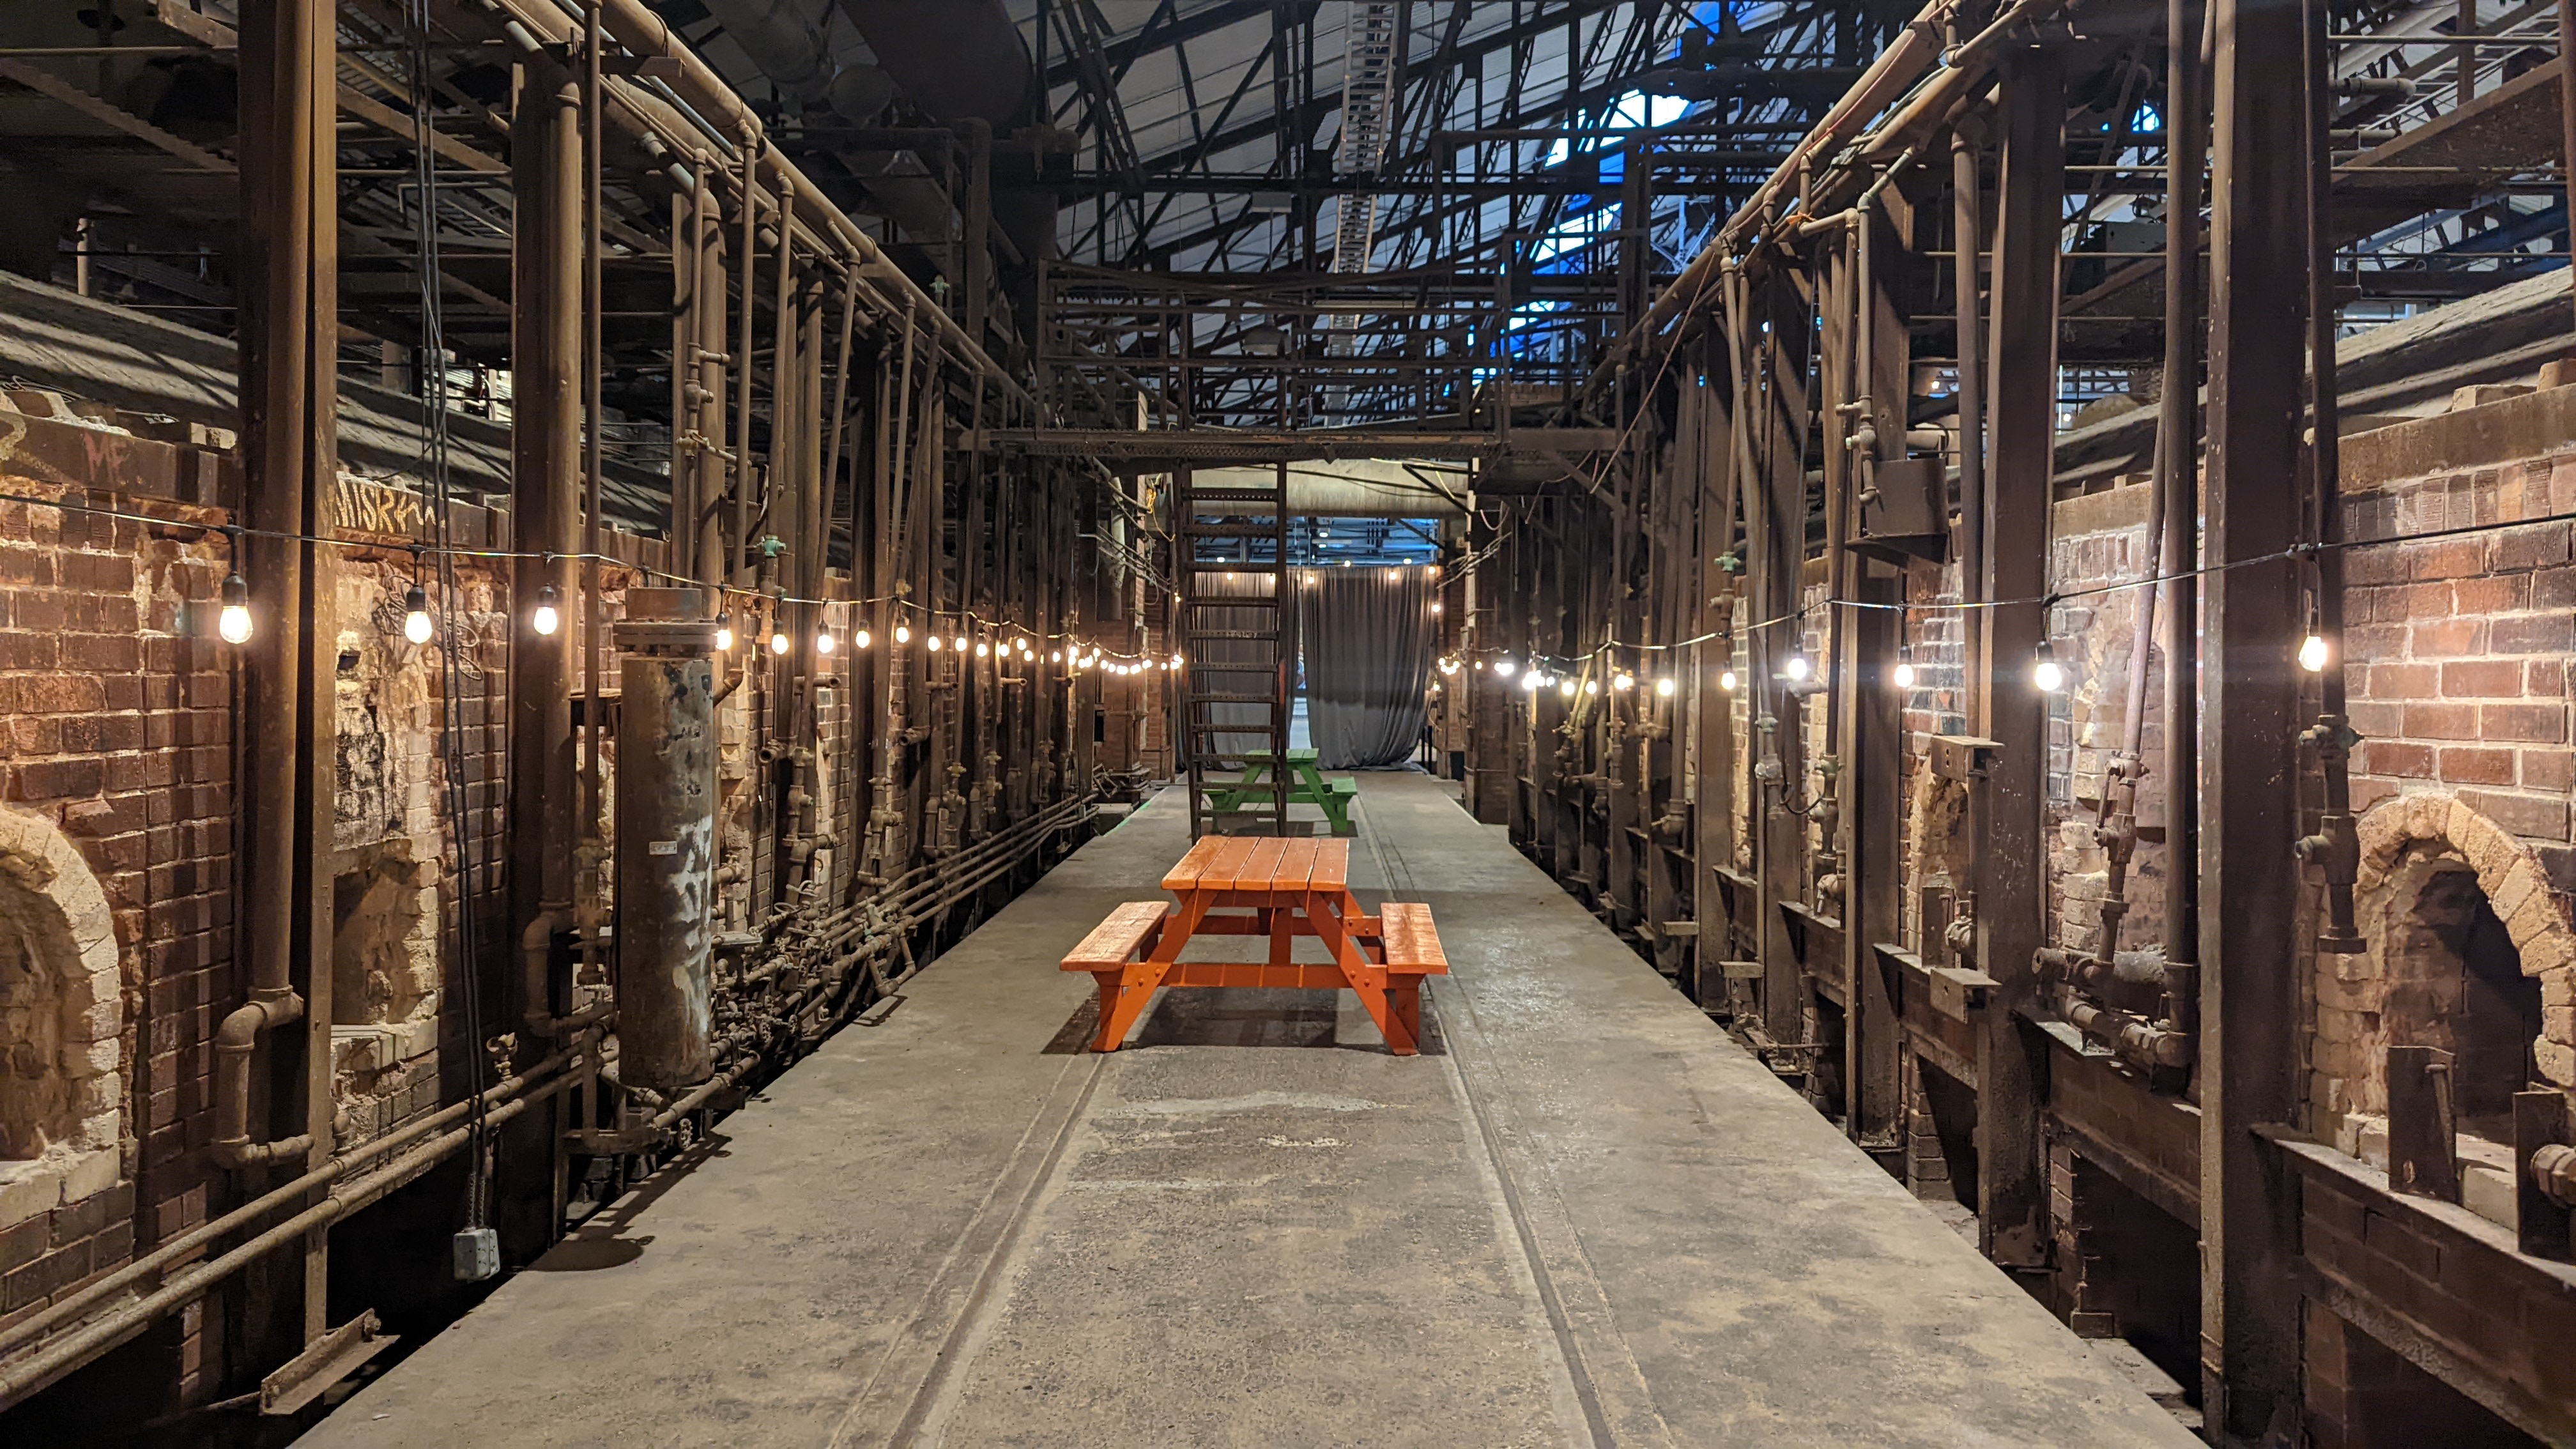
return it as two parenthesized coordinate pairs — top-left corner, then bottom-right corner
(298, 774), (2200, 1449)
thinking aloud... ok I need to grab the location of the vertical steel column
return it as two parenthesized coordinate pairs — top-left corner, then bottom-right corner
(507, 61), (582, 1018)
(2161, 0), (2207, 1000)
(233, 0), (338, 1361)
(1974, 45), (2063, 1275)
(1752, 269), (1811, 1046)
(1842, 194), (1910, 1151)
(1951, 128), (1987, 719)
(2202, 0), (2310, 1427)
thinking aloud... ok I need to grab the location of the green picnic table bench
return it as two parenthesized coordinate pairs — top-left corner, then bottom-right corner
(1204, 747), (1358, 836)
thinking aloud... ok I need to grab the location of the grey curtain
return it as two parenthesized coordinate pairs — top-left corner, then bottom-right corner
(1299, 565), (1436, 769)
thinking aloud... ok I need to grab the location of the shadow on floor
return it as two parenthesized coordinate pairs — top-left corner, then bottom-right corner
(1044, 986), (1446, 1054)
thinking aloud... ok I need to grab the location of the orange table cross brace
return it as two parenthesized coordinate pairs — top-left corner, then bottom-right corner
(1061, 837), (1448, 1055)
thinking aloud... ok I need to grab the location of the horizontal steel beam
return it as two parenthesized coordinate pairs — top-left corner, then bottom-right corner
(965, 427), (1621, 463)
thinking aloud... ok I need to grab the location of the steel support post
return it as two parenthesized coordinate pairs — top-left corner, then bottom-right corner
(233, 0), (339, 1371)
(1842, 195), (1912, 1152)
(502, 57), (583, 1262)
(1752, 270), (1812, 1047)
(1974, 45), (2063, 1274)
(2202, 0), (2310, 1429)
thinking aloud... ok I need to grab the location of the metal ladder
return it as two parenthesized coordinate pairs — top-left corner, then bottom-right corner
(1177, 461), (1292, 837)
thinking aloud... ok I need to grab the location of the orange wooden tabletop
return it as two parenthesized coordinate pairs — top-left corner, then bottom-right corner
(1160, 834), (1352, 894)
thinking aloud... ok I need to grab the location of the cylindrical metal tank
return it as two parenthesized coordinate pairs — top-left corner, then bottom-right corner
(615, 587), (719, 1094)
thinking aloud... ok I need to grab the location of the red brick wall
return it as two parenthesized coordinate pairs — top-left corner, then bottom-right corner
(2343, 452), (2576, 905)
(0, 478), (234, 1381)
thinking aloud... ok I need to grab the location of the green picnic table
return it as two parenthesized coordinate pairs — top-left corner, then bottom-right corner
(1204, 747), (1359, 836)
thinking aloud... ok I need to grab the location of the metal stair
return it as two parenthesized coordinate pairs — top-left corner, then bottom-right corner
(1177, 462), (1292, 836)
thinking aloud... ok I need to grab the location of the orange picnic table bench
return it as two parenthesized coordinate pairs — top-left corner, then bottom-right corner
(1061, 836), (1448, 1055)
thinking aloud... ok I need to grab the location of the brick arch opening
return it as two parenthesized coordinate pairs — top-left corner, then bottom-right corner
(0, 808), (124, 1227)
(2316, 796), (2576, 1153)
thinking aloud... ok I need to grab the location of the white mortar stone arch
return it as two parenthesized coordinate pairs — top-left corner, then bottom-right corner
(2317, 795), (2576, 1141)
(0, 806), (125, 1229)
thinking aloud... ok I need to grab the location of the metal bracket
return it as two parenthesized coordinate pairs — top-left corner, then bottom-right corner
(258, 1310), (394, 1416)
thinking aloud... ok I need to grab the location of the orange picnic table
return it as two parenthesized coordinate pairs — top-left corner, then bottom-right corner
(1061, 836), (1447, 1055)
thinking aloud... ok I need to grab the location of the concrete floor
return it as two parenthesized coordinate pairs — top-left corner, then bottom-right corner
(298, 774), (2200, 1449)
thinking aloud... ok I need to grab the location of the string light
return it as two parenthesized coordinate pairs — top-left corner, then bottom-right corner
(1720, 668), (1740, 691)
(1431, 601), (1443, 615)
(952, 634), (968, 653)
(1782, 653), (1811, 682)
(2032, 640), (2066, 693)
(895, 624), (912, 645)
(854, 628), (871, 648)
(1891, 648), (1916, 690)
(976, 640), (990, 657)
(816, 631), (836, 655)
(2299, 632), (2330, 673)
(1613, 672), (1635, 691)
(1521, 672), (1541, 693)
(403, 583), (434, 644)
(1494, 659), (1517, 678)
(1655, 677), (1676, 698)
(770, 631), (791, 656)
(1582, 678), (1599, 696)
(1171, 652), (1184, 668)
(1050, 648), (1062, 663)
(530, 583), (560, 638)
(714, 614), (735, 652)
(217, 573), (252, 645)
(926, 634), (942, 652)
(1560, 678), (1577, 698)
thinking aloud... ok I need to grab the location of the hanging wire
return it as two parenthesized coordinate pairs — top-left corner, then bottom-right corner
(406, 0), (493, 1232)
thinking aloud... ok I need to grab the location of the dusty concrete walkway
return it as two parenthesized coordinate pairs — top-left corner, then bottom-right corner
(300, 774), (2199, 1449)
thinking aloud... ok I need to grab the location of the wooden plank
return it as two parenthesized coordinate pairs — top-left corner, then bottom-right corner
(1271, 836), (1319, 890)
(1383, 902), (1448, 972)
(1308, 838), (1351, 892)
(1161, 835), (1227, 892)
(1200, 836), (1264, 891)
(1061, 901), (1169, 967)
(1235, 836), (1289, 891)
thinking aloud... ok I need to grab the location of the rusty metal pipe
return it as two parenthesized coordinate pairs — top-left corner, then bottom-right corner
(0, 1066), (586, 1411)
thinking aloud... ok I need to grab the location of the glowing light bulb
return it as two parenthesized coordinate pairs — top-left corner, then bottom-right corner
(216, 574), (252, 644)
(854, 629), (871, 649)
(2299, 632), (2329, 673)
(1170, 652), (1184, 668)
(926, 634), (942, 652)
(976, 640), (990, 657)
(530, 583), (560, 639)
(1521, 673), (1541, 693)
(1892, 660), (1917, 690)
(1050, 649), (1062, 663)
(1431, 601), (1443, 615)
(1613, 672), (1635, 691)
(770, 631), (790, 656)
(1474, 659), (1485, 671)
(952, 636), (968, 654)
(714, 618), (735, 652)
(816, 631), (836, 655)
(1560, 679), (1577, 698)
(402, 583), (434, 644)
(895, 624), (912, 645)
(1583, 678), (1600, 696)
(1783, 654), (1811, 681)
(1655, 677), (1676, 698)
(1720, 669), (1740, 691)
(1494, 659), (1517, 678)
(2032, 644), (2066, 693)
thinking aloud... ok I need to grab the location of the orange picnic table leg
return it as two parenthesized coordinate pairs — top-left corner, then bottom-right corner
(1307, 889), (1416, 1055)
(1092, 892), (1206, 1052)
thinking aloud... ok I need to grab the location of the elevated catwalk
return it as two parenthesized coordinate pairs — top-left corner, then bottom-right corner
(301, 774), (2198, 1448)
